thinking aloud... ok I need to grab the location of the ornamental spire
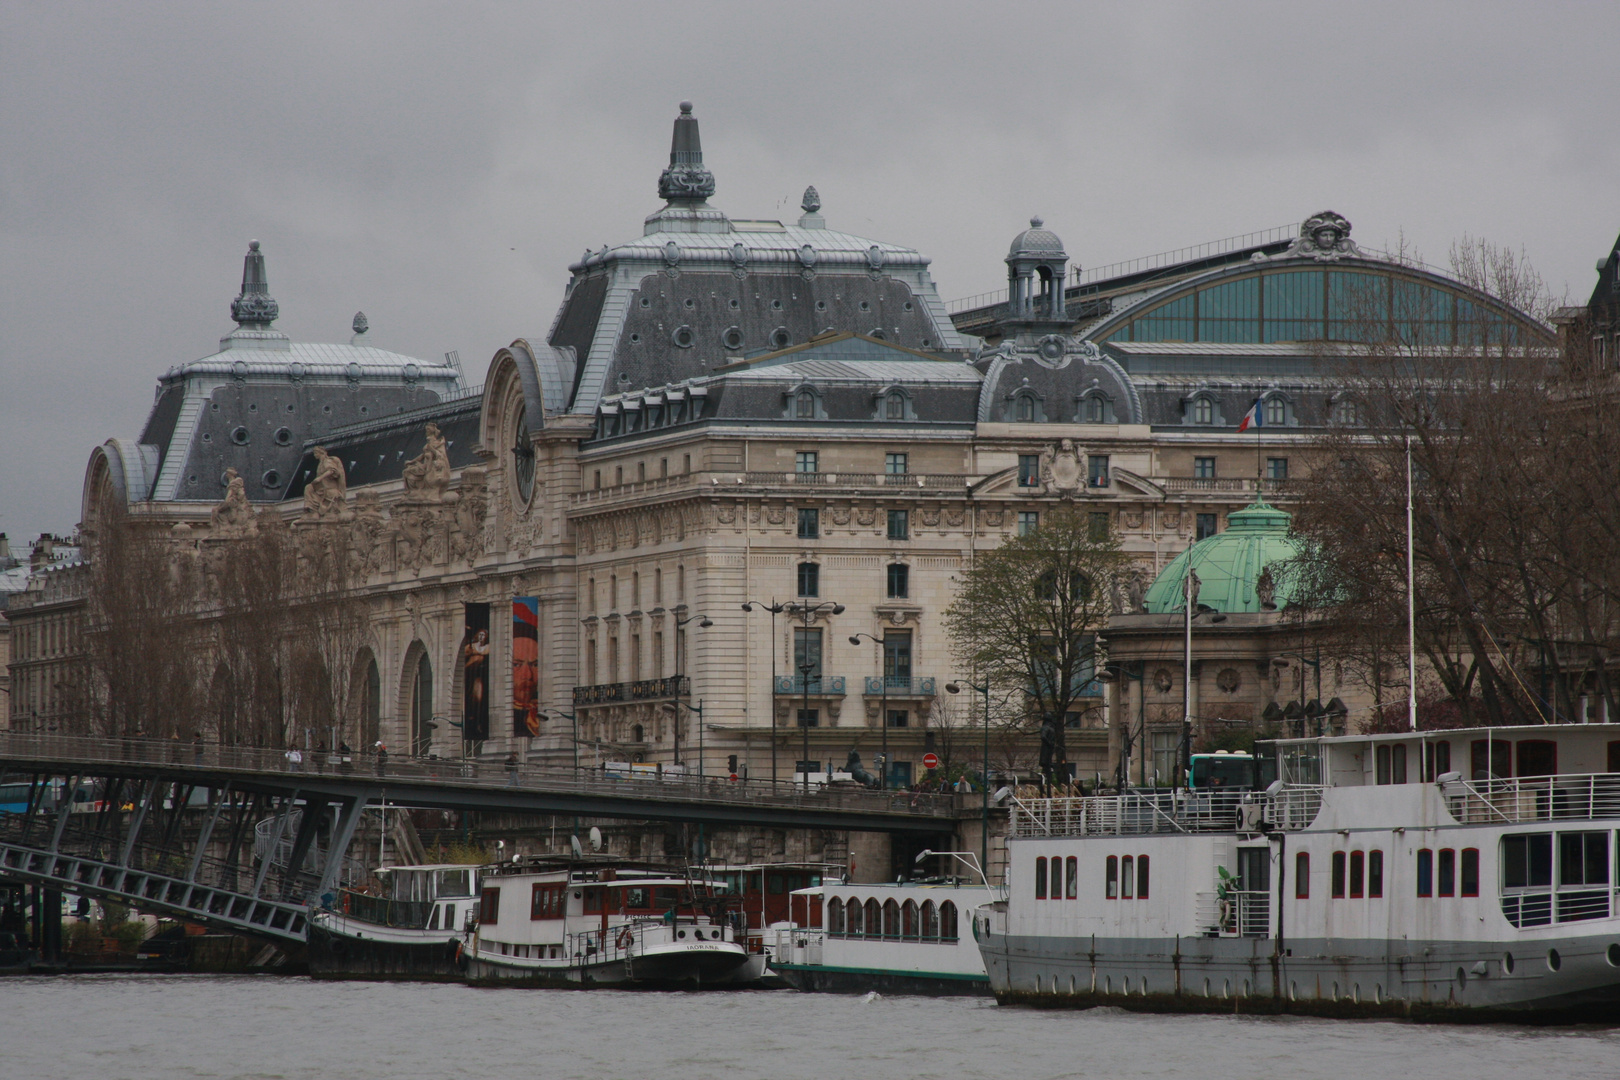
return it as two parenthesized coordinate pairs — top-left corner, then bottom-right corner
(657, 101), (715, 204)
(230, 240), (279, 328)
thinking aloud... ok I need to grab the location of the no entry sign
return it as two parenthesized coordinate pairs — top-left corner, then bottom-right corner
(922, 752), (940, 770)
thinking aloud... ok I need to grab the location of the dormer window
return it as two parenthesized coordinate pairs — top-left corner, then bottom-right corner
(1192, 397), (1213, 425)
(1015, 394), (1038, 422)
(796, 391), (815, 419)
(1264, 396), (1286, 426)
(885, 392), (904, 420)
(1081, 393), (1114, 424)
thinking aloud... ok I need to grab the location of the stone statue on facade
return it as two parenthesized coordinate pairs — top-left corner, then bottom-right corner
(448, 467), (489, 563)
(302, 446), (350, 520)
(401, 422), (454, 504)
(1256, 564), (1277, 610)
(1276, 210), (1365, 261)
(210, 468), (256, 536)
(1126, 569), (1147, 614)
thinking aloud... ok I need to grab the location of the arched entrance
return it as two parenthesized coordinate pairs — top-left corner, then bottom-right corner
(412, 652), (434, 757)
(352, 649), (381, 749)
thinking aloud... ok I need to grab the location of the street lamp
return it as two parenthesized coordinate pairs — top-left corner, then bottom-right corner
(540, 709), (578, 775)
(671, 606), (712, 770)
(662, 699), (705, 780)
(789, 600), (844, 793)
(946, 679), (991, 879)
(849, 632), (891, 790)
(742, 600), (785, 786)
(1096, 661), (1144, 790)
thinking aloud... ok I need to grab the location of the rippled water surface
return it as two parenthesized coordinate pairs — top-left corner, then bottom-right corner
(6, 975), (1620, 1080)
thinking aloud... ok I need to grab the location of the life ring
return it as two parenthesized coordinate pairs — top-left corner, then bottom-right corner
(616, 927), (634, 951)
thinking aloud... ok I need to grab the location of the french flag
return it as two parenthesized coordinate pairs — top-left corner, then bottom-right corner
(1237, 399), (1263, 432)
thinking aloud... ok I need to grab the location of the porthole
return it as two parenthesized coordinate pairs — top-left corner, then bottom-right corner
(859, 300), (871, 311)
(903, 301), (914, 311)
(1331, 981), (1339, 1001)
(629, 333), (641, 344)
(1202, 978), (1210, 997)
(640, 297), (651, 308)
(1139, 977), (1148, 996)
(261, 470), (281, 489)
(869, 328), (886, 340)
(683, 297), (696, 310)
(359, 406), (369, 415)
(815, 300), (827, 311)
(721, 326), (744, 351)
(677, 930), (687, 940)
(210, 402), (220, 411)
(1374, 983), (1384, 1004)
(1607, 944), (1620, 968)
(322, 405), (332, 414)
(770, 327), (791, 349)
(672, 325), (695, 349)
(285, 403), (295, 413)
(728, 298), (740, 310)
(770, 298), (783, 311)
(1547, 948), (1562, 971)
(1069, 975), (1076, 994)
(1104, 975), (1111, 994)
(920, 339), (932, 349)
(201, 432), (212, 443)
(219, 471), (233, 488)
(1353, 984), (1361, 1003)
(273, 427), (292, 446)
(230, 426), (250, 446)
(1242, 979), (1251, 998)
(1504, 952), (1516, 973)
(1221, 979), (1230, 999)
(187, 475), (198, 486)
(248, 403), (258, 412)
(1289, 981), (1297, 1001)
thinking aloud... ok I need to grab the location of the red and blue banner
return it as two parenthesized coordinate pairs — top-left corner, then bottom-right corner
(512, 598), (540, 737)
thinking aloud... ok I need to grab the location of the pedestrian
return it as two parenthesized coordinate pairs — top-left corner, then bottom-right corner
(285, 745), (303, 772)
(192, 732), (205, 765)
(504, 751), (520, 787)
(375, 742), (388, 777)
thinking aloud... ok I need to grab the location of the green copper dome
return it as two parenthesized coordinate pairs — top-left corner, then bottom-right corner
(1142, 500), (1300, 614)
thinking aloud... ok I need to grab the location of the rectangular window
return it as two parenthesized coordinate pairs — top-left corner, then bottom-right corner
(1266, 457), (1288, 480)
(1416, 848), (1433, 897)
(797, 507), (819, 539)
(1050, 857), (1063, 901)
(887, 509), (909, 540)
(1423, 740), (1451, 782)
(1501, 833), (1553, 889)
(1516, 739), (1557, 777)
(1017, 454), (1040, 487)
(593, 469), (601, 490)
(1392, 744), (1407, 784)
(885, 709), (909, 728)
(1018, 511), (1039, 536)
(1460, 848), (1479, 897)
(885, 452), (908, 475)
(1088, 454), (1110, 487)
(1331, 851), (1346, 898)
(1196, 513), (1218, 541)
(796, 451), (818, 474)
(1559, 832), (1610, 887)
(1106, 855), (1118, 899)
(797, 562), (820, 597)
(614, 466), (623, 486)
(660, 457), (668, 477)
(1295, 852), (1310, 899)
(1193, 456), (1216, 479)
(479, 887), (500, 925)
(1349, 851), (1365, 898)
(1438, 848), (1456, 897)
(796, 709), (818, 728)
(1149, 731), (1179, 787)
(886, 563), (909, 599)
(883, 630), (912, 686)
(794, 627), (823, 688)
(683, 453), (691, 474)
(1121, 855), (1135, 899)
(1376, 744), (1391, 785)
(1368, 850), (1384, 898)
(1470, 738), (1512, 780)
(1035, 857), (1047, 899)
(1088, 512), (1110, 542)
(1065, 856), (1078, 899)
(1136, 855), (1149, 899)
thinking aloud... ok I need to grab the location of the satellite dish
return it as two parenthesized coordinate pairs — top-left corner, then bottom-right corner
(589, 826), (603, 852)
(570, 835), (584, 859)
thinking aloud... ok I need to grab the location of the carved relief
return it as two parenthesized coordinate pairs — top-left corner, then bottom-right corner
(855, 507), (876, 528)
(765, 505), (787, 526)
(1040, 438), (1083, 497)
(944, 508), (965, 529)
(830, 506), (852, 527)
(919, 509), (941, 528)
(715, 504), (737, 525)
(448, 467), (488, 564)
(983, 509), (1006, 528)
(1124, 510), (1144, 530)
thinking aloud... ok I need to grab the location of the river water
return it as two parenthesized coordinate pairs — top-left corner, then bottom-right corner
(5, 975), (1619, 1079)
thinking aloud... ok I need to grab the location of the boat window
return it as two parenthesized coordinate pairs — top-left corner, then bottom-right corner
(1460, 849), (1479, 897)
(655, 887), (678, 907)
(428, 905), (440, 930)
(434, 869), (472, 898)
(583, 887), (603, 915)
(1438, 849), (1456, 896)
(1608, 741), (1620, 773)
(1422, 740), (1451, 782)
(1036, 857), (1048, 899)
(1559, 832), (1609, 888)
(1350, 851), (1365, 898)
(1137, 855), (1149, 899)
(1376, 745), (1391, 785)
(1416, 849), (1433, 897)
(1050, 857), (1063, 900)
(1470, 739), (1512, 780)
(1106, 855), (1118, 899)
(479, 886), (500, 925)
(1331, 852), (1346, 898)
(624, 887), (650, 910)
(1516, 740), (1557, 778)
(1502, 834), (1552, 889)
(883, 899), (901, 938)
(828, 897), (844, 935)
(1122, 856), (1135, 899)
(1391, 744), (1407, 784)
(1065, 856), (1078, 899)
(809, 896), (823, 928)
(921, 900), (939, 938)
(768, 874), (786, 894)
(865, 898), (881, 936)
(530, 884), (562, 919)
(1295, 852), (1310, 899)
(939, 901), (958, 941)
(847, 896), (864, 936)
(902, 900), (919, 939)
(1369, 850), (1384, 898)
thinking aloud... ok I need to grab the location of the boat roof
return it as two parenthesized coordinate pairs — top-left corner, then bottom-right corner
(1271, 723), (1620, 749)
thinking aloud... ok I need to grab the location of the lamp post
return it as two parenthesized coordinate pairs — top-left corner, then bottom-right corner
(1097, 661), (1145, 790)
(946, 679), (991, 880)
(541, 709), (579, 776)
(849, 632), (890, 789)
(790, 600), (844, 793)
(662, 699), (705, 780)
(742, 600), (785, 786)
(671, 605), (712, 770)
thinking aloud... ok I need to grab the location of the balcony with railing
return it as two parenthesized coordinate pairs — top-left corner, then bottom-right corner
(573, 676), (690, 708)
(774, 675), (847, 696)
(741, 471), (975, 492)
(1441, 773), (1620, 825)
(1163, 477), (1290, 496)
(862, 676), (937, 697)
(1009, 785), (1324, 838)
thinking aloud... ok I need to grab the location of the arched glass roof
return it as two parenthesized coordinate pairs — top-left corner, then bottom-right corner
(1093, 262), (1549, 348)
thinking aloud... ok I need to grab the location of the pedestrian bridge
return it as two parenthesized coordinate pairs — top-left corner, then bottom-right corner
(0, 732), (962, 945)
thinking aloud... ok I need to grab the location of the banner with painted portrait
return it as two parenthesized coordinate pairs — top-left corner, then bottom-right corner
(513, 597), (540, 737)
(460, 602), (491, 742)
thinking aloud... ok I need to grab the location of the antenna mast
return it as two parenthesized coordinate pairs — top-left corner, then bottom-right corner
(1406, 435), (1417, 731)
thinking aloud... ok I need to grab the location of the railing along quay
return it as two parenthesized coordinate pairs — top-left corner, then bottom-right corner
(0, 732), (962, 821)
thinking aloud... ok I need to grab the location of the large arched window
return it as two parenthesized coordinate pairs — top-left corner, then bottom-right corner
(882, 899), (901, 938)
(865, 898), (882, 937)
(411, 651), (433, 756)
(901, 899), (919, 939)
(846, 897), (864, 936)
(921, 900), (939, 939)
(827, 897), (844, 936)
(939, 900), (958, 941)
(361, 655), (381, 748)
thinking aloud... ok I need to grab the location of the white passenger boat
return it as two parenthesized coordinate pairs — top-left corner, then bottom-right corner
(468, 857), (752, 988)
(308, 863), (480, 980)
(977, 724), (1620, 1020)
(769, 872), (995, 995)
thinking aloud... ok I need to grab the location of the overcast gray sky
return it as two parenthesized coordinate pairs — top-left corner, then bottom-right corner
(2, 1), (1616, 546)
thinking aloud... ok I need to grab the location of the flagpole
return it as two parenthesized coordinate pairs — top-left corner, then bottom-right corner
(1406, 435), (1418, 731)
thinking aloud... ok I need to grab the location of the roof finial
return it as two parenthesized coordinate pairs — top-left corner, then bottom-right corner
(230, 239), (279, 328)
(658, 101), (715, 203)
(352, 311), (368, 336)
(802, 186), (821, 215)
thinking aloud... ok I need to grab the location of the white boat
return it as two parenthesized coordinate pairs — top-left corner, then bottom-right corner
(467, 858), (752, 988)
(768, 876), (995, 995)
(308, 863), (480, 980)
(977, 724), (1620, 1019)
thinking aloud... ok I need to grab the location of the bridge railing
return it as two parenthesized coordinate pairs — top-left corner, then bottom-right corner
(0, 732), (962, 819)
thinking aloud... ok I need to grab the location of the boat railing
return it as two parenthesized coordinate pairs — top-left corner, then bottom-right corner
(340, 890), (435, 929)
(1227, 889), (1270, 939)
(1008, 785), (1324, 838)
(1442, 773), (1620, 825)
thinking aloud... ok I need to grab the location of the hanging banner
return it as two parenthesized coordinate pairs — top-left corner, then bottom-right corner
(513, 597), (540, 737)
(460, 602), (491, 742)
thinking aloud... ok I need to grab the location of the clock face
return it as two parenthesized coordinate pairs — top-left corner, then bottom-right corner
(513, 418), (536, 504)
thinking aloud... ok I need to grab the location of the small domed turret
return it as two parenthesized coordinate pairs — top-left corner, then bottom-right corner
(1005, 217), (1070, 321)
